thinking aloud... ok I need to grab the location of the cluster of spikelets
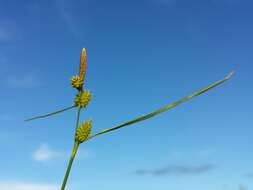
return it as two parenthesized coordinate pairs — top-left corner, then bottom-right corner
(74, 90), (91, 108)
(75, 120), (92, 143)
(71, 75), (84, 90)
(71, 48), (92, 143)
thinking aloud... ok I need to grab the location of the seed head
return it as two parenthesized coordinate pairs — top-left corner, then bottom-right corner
(75, 120), (92, 143)
(71, 75), (84, 89)
(74, 90), (91, 108)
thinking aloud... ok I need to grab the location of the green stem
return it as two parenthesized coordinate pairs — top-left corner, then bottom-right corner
(75, 107), (81, 131)
(61, 103), (82, 190)
(60, 142), (79, 190)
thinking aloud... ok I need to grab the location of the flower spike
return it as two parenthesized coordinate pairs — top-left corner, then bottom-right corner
(74, 90), (92, 108)
(75, 120), (92, 143)
(79, 48), (86, 84)
(71, 75), (83, 89)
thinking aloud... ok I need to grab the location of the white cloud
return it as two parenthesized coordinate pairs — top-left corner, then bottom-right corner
(32, 144), (62, 162)
(5, 73), (42, 88)
(32, 144), (94, 162)
(0, 181), (58, 190)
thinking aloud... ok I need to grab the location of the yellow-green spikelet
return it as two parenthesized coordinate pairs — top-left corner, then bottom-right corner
(74, 90), (92, 108)
(75, 120), (92, 143)
(71, 75), (84, 89)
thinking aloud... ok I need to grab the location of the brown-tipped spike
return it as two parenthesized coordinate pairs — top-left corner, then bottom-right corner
(79, 48), (86, 82)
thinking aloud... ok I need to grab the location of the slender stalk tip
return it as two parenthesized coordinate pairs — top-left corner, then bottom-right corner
(225, 71), (235, 80)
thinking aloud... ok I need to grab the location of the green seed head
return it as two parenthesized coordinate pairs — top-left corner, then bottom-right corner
(71, 75), (84, 90)
(74, 90), (91, 108)
(75, 120), (92, 143)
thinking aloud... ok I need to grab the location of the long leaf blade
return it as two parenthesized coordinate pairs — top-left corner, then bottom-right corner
(25, 105), (76, 122)
(88, 71), (234, 140)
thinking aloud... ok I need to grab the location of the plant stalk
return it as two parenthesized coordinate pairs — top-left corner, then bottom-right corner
(60, 142), (79, 190)
(75, 107), (81, 131)
(61, 106), (82, 190)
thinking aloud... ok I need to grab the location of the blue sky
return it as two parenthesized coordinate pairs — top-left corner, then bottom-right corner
(0, 0), (252, 189)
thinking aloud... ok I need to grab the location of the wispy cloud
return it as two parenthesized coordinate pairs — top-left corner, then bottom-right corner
(55, 0), (79, 37)
(32, 144), (62, 162)
(0, 181), (58, 190)
(244, 173), (253, 178)
(239, 184), (248, 190)
(55, 0), (90, 39)
(5, 73), (42, 88)
(32, 144), (93, 162)
(133, 164), (216, 176)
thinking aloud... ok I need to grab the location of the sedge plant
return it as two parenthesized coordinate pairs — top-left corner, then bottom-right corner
(26, 48), (234, 190)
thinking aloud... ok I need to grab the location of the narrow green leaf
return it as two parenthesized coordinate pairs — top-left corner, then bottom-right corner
(88, 71), (234, 140)
(25, 105), (76, 122)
